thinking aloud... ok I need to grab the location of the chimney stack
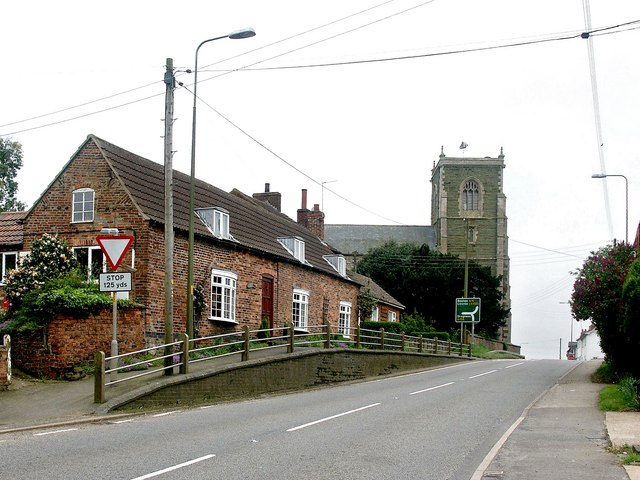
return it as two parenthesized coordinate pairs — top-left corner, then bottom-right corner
(253, 183), (282, 212)
(297, 189), (325, 239)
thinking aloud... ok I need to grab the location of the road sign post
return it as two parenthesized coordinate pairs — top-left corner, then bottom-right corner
(455, 298), (481, 347)
(96, 235), (134, 382)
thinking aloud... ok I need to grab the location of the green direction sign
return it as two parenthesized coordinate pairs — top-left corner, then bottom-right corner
(456, 297), (481, 323)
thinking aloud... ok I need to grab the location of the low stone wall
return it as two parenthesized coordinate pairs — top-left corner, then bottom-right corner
(11, 307), (146, 379)
(468, 333), (521, 355)
(112, 349), (473, 411)
(0, 335), (10, 390)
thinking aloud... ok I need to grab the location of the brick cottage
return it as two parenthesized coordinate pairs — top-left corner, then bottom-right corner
(0, 135), (403, 377)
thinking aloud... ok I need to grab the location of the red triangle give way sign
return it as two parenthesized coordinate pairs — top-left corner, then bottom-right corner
(96, 235), (134, 270)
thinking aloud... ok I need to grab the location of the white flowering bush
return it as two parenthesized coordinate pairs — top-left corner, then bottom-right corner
(4, 233), (77, 314)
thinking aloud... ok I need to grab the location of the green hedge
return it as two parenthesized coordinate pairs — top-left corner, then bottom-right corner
(413, 331), (450, 342)
(358, 322), (450, 341)
(360, 320), (406, 334)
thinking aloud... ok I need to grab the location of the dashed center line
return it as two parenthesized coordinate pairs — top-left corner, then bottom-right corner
(469, 369), (498, 379)
(130, 454), (216, 480)
(505, 362), (524, 369)
(409, 382), (455, 396)
(287, 403), (381, 432)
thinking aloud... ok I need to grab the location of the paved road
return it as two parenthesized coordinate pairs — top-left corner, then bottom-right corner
(0, 359), (577, 480)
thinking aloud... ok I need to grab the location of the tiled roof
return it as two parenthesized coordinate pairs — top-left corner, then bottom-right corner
(0, 211), (26, 247)
(324, 224), (436, 256)
(347, 270), (404, 310)
(90, 135), (348, 280)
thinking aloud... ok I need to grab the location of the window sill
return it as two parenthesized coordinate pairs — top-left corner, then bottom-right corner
(208, 317), (238, 325)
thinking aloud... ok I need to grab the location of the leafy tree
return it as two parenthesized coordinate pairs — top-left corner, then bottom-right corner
(0, 137), (27, 211)
(571, 243), (637, 375)
(356, 242), (509, 339)
(357, 283), (377, 321)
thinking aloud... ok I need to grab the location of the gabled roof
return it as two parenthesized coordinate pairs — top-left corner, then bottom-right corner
(347, 270), (404, 310)
(324, 224), (436, 256)
(0, 211), (26, 247)
(88, 135), (350, 280)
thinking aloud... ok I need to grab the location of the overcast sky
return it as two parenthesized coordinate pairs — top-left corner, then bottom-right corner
(2, 0), (638, 359)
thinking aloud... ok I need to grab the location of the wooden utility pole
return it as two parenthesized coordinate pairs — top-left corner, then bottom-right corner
(163, 58), (175, 375)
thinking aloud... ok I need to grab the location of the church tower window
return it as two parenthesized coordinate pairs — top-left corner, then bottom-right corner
(462, 180), (480, 211)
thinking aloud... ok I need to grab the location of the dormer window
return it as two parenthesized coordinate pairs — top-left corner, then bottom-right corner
(278, 236), (307, 263)
(196, 207), (232, 240)
(324, 254), (346, 276)
(72, 188), (94, 223)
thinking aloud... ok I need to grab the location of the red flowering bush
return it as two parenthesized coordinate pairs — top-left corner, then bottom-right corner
(571, 243), (637, 375)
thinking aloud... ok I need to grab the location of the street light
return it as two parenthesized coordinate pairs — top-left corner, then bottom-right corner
(591, 173), (629, 243)
(186, 28), (256, 340)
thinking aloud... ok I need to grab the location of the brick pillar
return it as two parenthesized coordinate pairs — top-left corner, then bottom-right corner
(0, 335), (11, 390)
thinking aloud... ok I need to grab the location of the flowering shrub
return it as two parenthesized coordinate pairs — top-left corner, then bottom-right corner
(571, 243), (637, 375)
(4, 234), (78, 314)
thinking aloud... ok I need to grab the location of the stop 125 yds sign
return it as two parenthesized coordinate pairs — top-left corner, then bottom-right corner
(99, 272), (132, 292)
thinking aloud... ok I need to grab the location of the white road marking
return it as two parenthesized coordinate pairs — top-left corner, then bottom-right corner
(469, 369), (498, 379)
(34, 428), (78, 436)
(505, 362), (524, 369)
(152, 411), (180, 417)
(287, 403), (381, 432)
(130, 454), (216, 480)
(111, 419), (134, 424)
(409, 382), (455, 396)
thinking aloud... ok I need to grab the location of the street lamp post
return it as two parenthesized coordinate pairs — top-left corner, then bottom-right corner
(592, 173), (629, 244)
(186, 28), (256, 340)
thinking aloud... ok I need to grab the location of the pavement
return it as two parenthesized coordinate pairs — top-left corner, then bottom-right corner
(0, 359), (639, 479)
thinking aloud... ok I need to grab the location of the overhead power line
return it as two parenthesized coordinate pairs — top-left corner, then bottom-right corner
(1, 16), (637, 137)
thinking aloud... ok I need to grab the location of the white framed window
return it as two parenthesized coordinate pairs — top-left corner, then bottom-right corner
(73, 246), (105, 280)
(339, 301), (352, 337)
(210, 269), (237, 323)
(292, 288), (309, 330)
(370, 306), (379, 322)
(72, 188), (95, 223)
(1, 252), (18, 284)
(388, 311), (397, 322)
(323, 254), (346, 276)
(196, 207), (232, 240)
(278, 237), (307, 263)
(462, 180), (480, 211)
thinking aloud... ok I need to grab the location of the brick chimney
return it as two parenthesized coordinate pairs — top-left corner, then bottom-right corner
(253, 183), (281, 212)
(297, 189), (325, 239)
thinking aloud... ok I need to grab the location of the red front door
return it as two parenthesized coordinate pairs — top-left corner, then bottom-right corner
(261, 275), (274, 329)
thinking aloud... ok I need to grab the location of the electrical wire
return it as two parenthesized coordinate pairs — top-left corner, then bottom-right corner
(2, 17), (637, 137)
(189, 86), (405, 225)
(583, 0), (614, 239)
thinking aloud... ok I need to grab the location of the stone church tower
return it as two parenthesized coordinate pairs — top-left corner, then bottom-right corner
(430, 147), (511, 341)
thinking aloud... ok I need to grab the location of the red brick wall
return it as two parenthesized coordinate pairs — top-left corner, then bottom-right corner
(11, 307), (146, 379)
(378, 304), (402, 323)
(174, 235), (360, 338)
(22, 140), (147, 300)
(16, 138), (361, 359)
